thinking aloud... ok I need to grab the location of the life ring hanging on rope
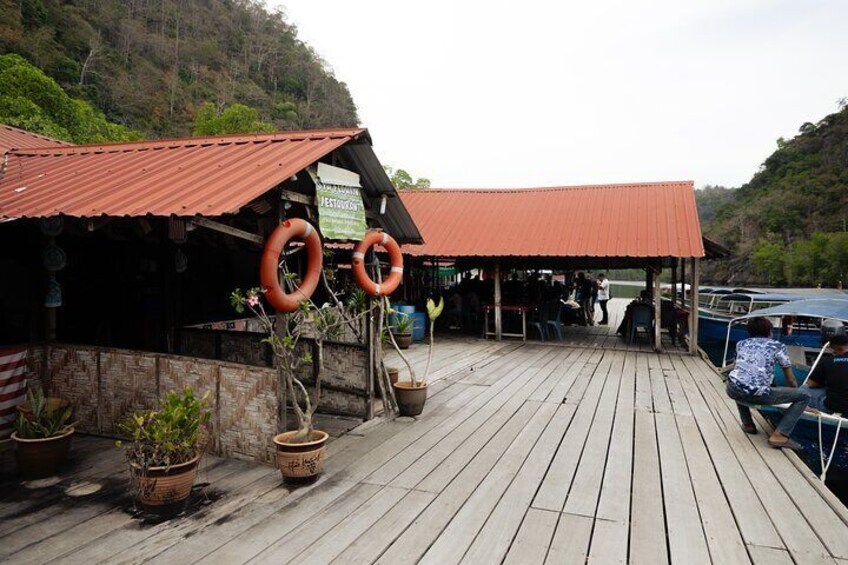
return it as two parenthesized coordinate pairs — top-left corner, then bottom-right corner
(260, 218), (323, 312)
(352, 230), (404, 297)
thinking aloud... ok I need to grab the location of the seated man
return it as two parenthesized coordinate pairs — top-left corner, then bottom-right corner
(725, 318), (809, 451)
(803, 334), (848, 414)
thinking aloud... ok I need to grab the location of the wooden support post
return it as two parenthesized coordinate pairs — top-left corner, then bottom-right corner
(690, 258), (700, 355)
(494, 262), (503, 341)
(671, 260), (678, 307)
(645, 268), (651, 299)
(653, 267), (662, 352)
(366, 294), (375, 420)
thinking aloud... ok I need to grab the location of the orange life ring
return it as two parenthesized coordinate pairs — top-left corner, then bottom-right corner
(352, 231), (403, 297)
(260, 219), (322, 312)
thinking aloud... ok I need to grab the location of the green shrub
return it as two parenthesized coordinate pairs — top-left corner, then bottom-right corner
(118, 388), (210, 469)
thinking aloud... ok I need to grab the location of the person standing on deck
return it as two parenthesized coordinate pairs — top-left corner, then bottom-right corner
(725, 318), (809, 451)
(596, 273), (610, 325)
(576, 272), (594, 325)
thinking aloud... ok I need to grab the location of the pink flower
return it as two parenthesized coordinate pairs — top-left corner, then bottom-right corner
(247, 295), (260, 307)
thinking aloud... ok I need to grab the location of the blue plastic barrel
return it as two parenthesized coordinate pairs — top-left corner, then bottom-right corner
(411, 312), (426, 342)
(397, 304), (416, 315)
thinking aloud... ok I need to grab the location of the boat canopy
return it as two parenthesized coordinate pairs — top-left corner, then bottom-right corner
(719, 292), (848, 303)
(731, 298), (848, 324)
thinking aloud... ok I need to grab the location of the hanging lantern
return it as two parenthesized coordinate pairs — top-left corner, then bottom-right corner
(45, 276), (62, 308)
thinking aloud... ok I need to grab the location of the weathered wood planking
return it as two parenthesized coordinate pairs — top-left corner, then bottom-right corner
(4, 338), (848, 565)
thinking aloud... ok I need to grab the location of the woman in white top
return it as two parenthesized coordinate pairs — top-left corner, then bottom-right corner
(596, 273), (610, 325)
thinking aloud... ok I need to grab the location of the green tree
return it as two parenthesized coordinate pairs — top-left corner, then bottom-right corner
(0, 0), (359, 137)
(192, 102), (276, 136)
(384, 166), (431, 189)
(751, 241), (786, 286)
(0, 53), (138, 143)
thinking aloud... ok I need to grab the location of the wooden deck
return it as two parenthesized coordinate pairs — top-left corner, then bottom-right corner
(3, 324), (848, 563)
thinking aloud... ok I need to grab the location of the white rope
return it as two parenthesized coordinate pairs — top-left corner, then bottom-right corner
(801, 341), (830, 387)
(818, 411), (843, 483)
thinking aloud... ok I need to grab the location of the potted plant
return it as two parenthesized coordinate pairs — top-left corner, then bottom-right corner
(392, 298), (443, 417)
(391, 312), (414, 349)
(118, 388), (210, 513)
(12, 388), (75, 479)
(386, 366), (400, 386)
(232, 286), (362, 483)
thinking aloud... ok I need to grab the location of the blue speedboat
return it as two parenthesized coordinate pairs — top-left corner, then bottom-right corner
(699, 290), (846, 347)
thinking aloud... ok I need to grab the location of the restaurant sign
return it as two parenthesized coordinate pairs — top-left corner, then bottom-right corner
(312, 163), (367, 241)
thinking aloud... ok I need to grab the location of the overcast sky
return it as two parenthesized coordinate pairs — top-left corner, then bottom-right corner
(274, 0), (848, 189)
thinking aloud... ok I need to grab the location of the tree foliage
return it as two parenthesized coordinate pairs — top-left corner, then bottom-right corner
(384, 166), (431, 189)
(192, 102), (275, 136)
(0, 53), (139, 143)
(699, 101), (848, 286)
(0, 0), (358, 138)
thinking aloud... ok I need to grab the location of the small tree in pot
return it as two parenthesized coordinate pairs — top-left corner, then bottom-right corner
(118, 388), (210, 513)
(231, 286), (366, 483)
(391, 297), (443, 417)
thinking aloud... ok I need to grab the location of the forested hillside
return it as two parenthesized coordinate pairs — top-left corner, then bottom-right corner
(699, 101), (848, 287)
(0, 0), (358, 138)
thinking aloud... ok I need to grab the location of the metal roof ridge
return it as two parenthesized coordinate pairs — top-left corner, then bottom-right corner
(0, 123), (74, 149)
(399, 181), (695, 193)
(11, 127), (367, 156)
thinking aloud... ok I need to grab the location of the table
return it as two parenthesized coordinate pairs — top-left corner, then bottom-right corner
(482, 304), (532, 341)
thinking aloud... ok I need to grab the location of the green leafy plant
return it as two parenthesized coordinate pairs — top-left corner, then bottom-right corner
(391, 312), (413, 335)
(118, 388), (210, 470)
(14, 388), (75, 439)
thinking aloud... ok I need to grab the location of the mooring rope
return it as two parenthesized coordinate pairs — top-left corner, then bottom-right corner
(818, 411), (843, 483)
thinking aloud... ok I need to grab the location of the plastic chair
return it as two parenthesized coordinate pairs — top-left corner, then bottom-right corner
(546, 300), (565, 341)
(628, 303), (654, 346)
(529, 302), (549, 341)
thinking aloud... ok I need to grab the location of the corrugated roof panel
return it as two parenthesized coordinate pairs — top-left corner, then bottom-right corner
(0, 124), (71, 152)
(0, 129), (365, 219)
(400, 182), (705, 259)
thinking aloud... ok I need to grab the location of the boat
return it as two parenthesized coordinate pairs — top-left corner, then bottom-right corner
(721, 298), (848, 479)
(697, 290), (846, 346)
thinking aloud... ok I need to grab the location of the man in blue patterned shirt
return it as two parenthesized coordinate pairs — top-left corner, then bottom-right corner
(725, 317), (809, 451)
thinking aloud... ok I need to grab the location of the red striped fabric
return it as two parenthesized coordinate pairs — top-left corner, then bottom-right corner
(0, 346), (28, 440)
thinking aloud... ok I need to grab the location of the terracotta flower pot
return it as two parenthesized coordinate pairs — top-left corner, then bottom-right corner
(392, 382), (428, 417)
(394, 333), (413, 349)
(17, 397), (70, 422)
(12, 428), (74, 479)
(130, 454), (200, 511)
(273, 430), (329, 483)
(387, 367), (399, 386)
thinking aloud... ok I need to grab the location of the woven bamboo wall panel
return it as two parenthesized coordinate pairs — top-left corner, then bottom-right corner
(319, 342), (368, 393)
(218, 365), (278, 464)
(158, 356), (219, 451)
(46, 346), (99, 432)
(25, 345), (45, 390)
(99, 352), (158, 435)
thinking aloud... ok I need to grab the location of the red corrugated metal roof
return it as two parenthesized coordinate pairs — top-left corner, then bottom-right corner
(400, 182), (705, 258)
(0, 124), (71, 151)
(0, 128), (365, 219)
